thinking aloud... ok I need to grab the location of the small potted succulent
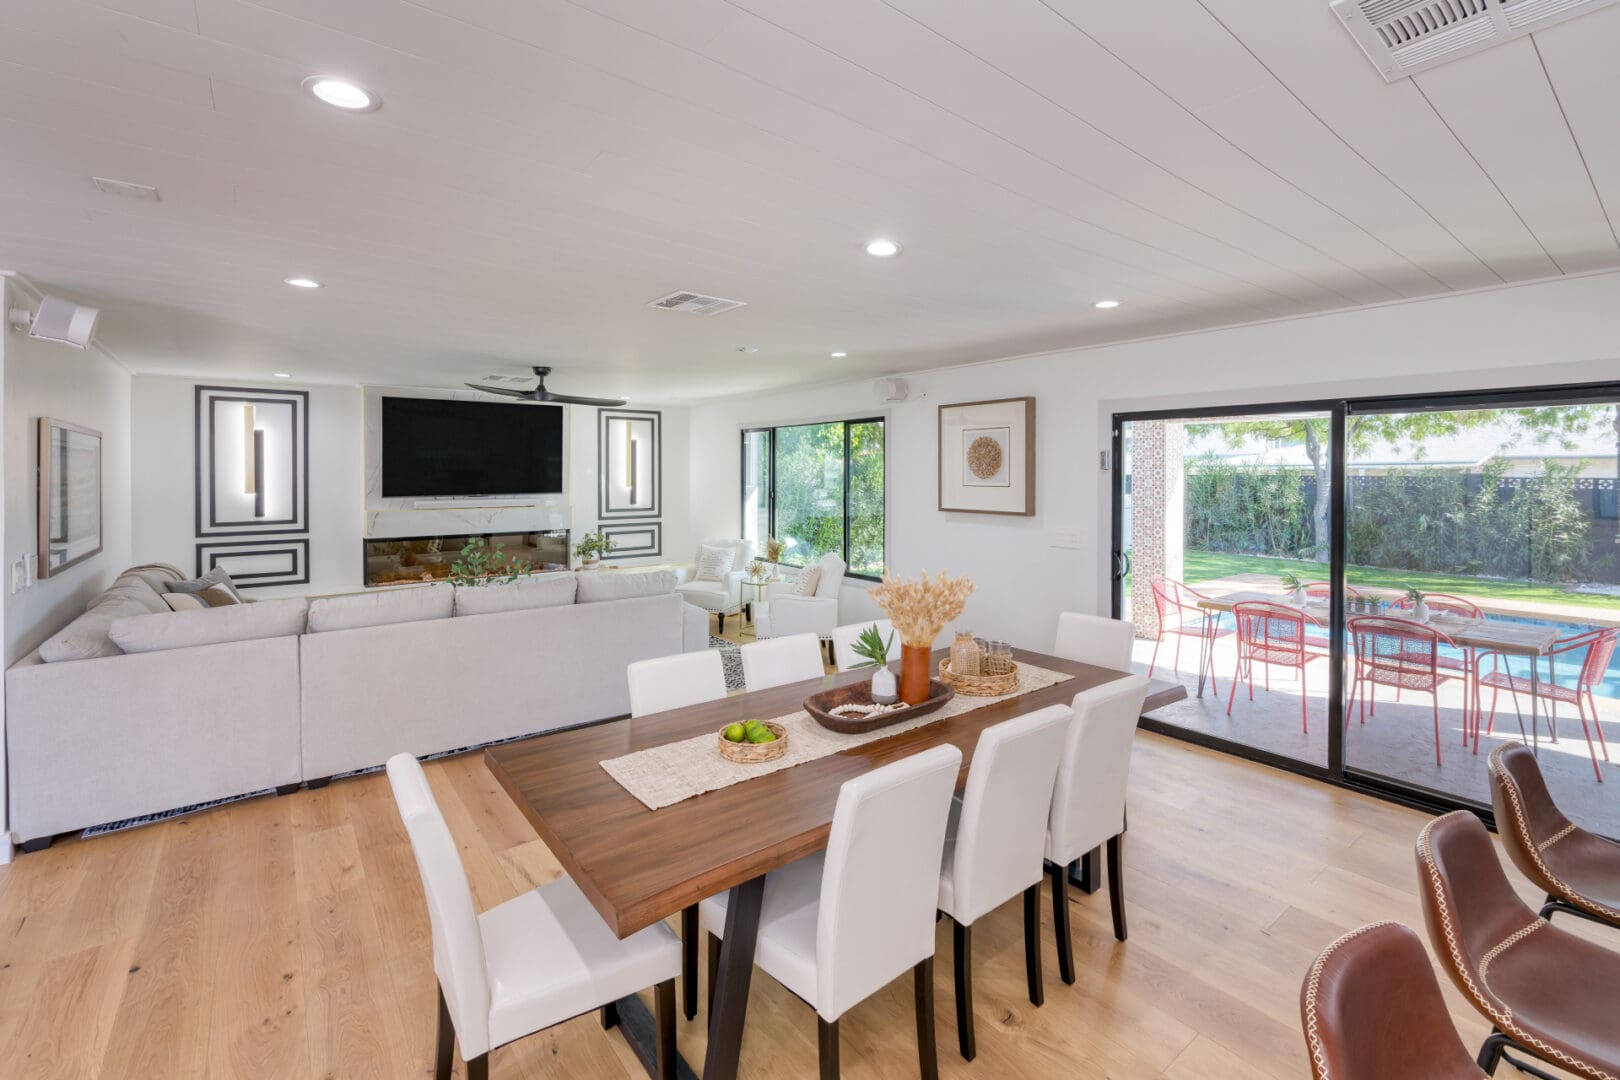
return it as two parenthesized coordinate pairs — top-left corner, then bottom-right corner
(1278, 570), (1306, 606)
(847, 623), (899, 705)
(1405, 585), (1430, 622)
(573, 530), (618, 567)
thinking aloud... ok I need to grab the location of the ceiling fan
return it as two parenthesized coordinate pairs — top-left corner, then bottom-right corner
(464, 366), (626, 407)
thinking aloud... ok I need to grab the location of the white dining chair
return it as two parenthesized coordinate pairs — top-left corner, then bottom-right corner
(830, 618), (900, 674)
(624, 649), (730, 1021)
(936, 705), (1071, 1060)
(699, 744), (963, 1079)
(627, 650), (728, 718)
(1045, 674), (1151, 983)
(1053, 612), (1137, 671)
(386, 754), (682, 1080)
(739, 632), (825, 690)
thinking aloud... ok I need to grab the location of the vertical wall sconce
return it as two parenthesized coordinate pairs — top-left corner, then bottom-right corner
(243, 404), (265, 518)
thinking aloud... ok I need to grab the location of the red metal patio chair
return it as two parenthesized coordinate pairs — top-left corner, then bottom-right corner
(1302, 581), (1363, 602)
(1149, 578), (1231, 692)
(1391, 593), (1482, 744)
(1346, 616), (1464, 767)
(1476, 627), (1616, 782)
(1228, 600), (1327, 732)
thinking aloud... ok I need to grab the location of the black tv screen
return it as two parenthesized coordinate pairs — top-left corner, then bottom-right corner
(381, 396), (564, 498)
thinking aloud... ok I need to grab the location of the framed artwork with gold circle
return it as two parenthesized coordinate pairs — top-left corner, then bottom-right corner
(938, 397), (1035, 515)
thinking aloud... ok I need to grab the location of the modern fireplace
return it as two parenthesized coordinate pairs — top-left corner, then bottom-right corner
(363, 530), (570, 587)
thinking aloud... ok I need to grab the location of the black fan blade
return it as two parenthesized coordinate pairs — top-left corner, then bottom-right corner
(540, 391), (629, 407)
(464, 382), (536, 399)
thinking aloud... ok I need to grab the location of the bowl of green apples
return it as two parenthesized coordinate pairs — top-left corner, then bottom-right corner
(717, 719), (788, 763)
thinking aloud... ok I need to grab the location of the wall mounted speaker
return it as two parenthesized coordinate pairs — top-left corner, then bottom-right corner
(25, 296), (99, 348)
(875, 376), (910, 403)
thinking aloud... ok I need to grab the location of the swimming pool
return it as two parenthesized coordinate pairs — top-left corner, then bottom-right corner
(1454, 613), (1620, 701)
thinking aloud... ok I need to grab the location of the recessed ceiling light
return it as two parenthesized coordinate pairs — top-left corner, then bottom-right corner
(830, 351), (848, 358)
(272, 372), (292, 379)
(302, 75), (381, 112)
(1093, 299), (1121, 309)
(283, 276), (322, 289)
(864, 239), (901, 257)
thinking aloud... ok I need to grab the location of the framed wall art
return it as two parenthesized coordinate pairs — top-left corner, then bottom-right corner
(37, 417), (103, 578)
(938, 396), (1036, 516)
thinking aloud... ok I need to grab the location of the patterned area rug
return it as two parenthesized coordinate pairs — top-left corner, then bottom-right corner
(709, 634), (746, 690)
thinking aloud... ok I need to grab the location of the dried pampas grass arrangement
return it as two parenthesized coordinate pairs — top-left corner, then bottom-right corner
(868, 570), (975, 648)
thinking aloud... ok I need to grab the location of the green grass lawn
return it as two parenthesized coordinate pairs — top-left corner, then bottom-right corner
(1181, 550), (1620, 613)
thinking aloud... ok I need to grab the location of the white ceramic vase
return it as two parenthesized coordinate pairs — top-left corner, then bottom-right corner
(870, 665), (898, 705)
(1414, 599), (1430, 622)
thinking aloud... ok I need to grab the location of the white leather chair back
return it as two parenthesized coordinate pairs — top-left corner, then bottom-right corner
(814, 554), (847, 599)
(829, 619), (899, 673)
(1053, 612), (1137, 671)
(627, 650), (728, 717)
(948, 706), (1071, 924)
(1047, 675), (1150, 866)
(386, 753), (493, 1057)
(816, 744), (962, 1022)
(740, 633), (824, 690)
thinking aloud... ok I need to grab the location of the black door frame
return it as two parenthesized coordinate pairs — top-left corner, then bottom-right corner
(1111, 378), (1620, 823)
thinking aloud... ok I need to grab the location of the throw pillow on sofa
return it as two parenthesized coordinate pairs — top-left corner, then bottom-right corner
(307, 582), (454, 633)
(789, 565), (821, 596)
(109, 597), (310, 654)
(454, 573), (578, 616)
(162, 585), (240, 611)
(162, 565), (242, 602)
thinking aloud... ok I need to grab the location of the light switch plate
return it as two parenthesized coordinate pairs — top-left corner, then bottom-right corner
(9, 558), (26, 594)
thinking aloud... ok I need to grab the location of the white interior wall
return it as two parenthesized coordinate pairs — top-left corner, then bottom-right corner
(688, 271), (1620, 651)
(130, 376), (693, 595)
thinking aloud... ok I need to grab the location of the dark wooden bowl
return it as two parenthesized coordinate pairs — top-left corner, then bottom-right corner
(804, 679), (955, 734)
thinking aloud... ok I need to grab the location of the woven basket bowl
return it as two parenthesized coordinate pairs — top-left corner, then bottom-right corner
(717, 721), (789, 764)
(938, 656), (1019, 697)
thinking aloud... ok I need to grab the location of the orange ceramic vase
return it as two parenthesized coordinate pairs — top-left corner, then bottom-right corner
(900, 643), (933, 705)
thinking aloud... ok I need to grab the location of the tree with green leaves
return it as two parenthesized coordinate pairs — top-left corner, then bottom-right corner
(1188, 405), (1614, 561)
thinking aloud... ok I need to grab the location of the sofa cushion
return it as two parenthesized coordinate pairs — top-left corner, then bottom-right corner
(162, 585), (240, 611)
(37, 571), (171, 662)
(162, 565), (242, 602)
(788, 565), (821, 596)
(674, 580), (730, 612)
(122, 563), (187, 591)
(307, 583), (453, 633)
(454, 574), (578, 617)
(694, 544), (737, 583)
(577, 569), (677, 604)
(109, 598), (309, 654)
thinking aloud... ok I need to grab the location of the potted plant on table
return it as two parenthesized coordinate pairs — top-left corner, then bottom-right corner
(869, 570), (976, 705)
(1405, 585), (1430, 622)
(573, 530), (618, 568)
(1278, 570), (1306, 606)
(847, 624), (899, 704)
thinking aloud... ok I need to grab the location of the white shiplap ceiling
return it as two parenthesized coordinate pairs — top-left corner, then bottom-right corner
(2, 0), (1619, 401)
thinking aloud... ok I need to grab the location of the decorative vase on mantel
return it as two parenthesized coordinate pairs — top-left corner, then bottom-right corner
(899, 644), (933, 706)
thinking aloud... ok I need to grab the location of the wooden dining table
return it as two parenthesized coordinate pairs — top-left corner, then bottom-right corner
(485, 646), (1185, 1079)
(1193, 590), (1562, 750)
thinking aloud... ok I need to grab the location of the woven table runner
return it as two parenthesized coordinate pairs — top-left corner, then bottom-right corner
(600, 663), (1075, 811)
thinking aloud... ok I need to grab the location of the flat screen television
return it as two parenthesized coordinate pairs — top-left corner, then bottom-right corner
(381, 396), (564, 498)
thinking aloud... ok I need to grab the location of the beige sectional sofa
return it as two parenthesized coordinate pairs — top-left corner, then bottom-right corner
(4, 565), (708, 849)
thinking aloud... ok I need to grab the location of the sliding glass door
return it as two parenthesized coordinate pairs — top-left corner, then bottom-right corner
(1114, 383), (1620, 836)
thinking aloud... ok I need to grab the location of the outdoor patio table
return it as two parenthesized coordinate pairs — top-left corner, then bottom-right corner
(1194, 591), (1562, 754)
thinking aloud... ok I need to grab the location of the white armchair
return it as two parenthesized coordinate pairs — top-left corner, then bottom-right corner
(757, 554), (845, 657)
(673, 538), (754, 633)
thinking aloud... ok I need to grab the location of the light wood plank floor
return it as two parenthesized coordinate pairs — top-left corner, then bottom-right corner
(0, 730), (1602, 1078)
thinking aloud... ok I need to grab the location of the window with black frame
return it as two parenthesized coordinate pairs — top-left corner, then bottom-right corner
(741, 418), (885, 580)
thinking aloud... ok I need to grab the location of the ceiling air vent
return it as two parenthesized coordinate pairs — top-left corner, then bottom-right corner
(646, 290), (747, 316)
(1330, 0), (1620, 80)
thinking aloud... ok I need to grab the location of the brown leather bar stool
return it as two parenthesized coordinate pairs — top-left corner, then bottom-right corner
(1489, 743), (1620, 929)
(1415, 810), (1620, 1079)
(1300, 921), (1484, 1080)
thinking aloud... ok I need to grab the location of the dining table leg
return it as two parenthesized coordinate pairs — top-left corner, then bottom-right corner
(1531, 658), (1540, 756)
(1196, 618), (1213, 698)
(703, 875), (767, 1080)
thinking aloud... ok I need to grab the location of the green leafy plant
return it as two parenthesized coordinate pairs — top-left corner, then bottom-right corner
(1278, 570), (1303, 593)
(1404, 585), (1425, 605)
(448, 537), (530, 587)
(573, 530), (618, 563)
(847, 624), (895, 669)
